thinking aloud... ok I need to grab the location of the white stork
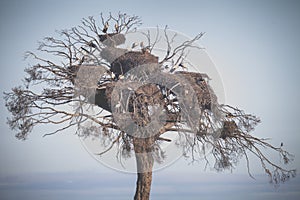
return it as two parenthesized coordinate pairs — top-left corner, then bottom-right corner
(102, 22), (109, 33)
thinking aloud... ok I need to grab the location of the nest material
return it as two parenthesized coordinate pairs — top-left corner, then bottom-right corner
(95, 71), (218, 125)
(98, 33), (126, 46)
(174, 71), (217, 110)
(100, 47), (128, 63)
(105, 82), (164, 125)
(129, 84), (164, 126)
(98, 79), (181, 125)
(220, 120), (238, 139)
(67, 65), (80, 84)
(110, 51), (159, 76)
(86, 52), (218, 133)
(93, 82), (115, 112)
(94, 50), (159, 113)
(134, 84), (163, 104)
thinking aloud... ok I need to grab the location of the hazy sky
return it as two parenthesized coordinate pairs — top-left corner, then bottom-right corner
(0, 0), (300, 199)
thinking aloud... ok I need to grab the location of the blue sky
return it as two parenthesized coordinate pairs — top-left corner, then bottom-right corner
(0, 0), (300, 199)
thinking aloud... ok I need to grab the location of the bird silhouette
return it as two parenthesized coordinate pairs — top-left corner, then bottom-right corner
(140, 42), (144, 48)
(87, 41), (97, 48)
(79, 56), (85, 65)
(102, 22), (109, 33)
(131, 42), (139, 49)
(169, 64), (179, 73)
(179, 63), (187, 69)
(115, 23), (119, 32)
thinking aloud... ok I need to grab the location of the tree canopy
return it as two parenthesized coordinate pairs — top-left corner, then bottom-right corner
(4, 12), (296, 200)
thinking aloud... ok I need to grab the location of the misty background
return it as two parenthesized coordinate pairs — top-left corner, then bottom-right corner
(0, 0), (299, 199)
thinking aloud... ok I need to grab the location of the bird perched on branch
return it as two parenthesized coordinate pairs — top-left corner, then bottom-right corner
(87, 41), (97, 48)
(102, 22), (109, 33)
(170, 64), (179, 73)
(115, 23), (119, 33)
(79, 56), (85, 65)
(179, 63), (188, 70)
(140, 42), (144, 49)
(131, 42), (139, 49)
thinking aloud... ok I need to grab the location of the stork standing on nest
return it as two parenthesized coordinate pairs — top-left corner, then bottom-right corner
(179, 62), (188, 70)
(170, 64), (179, 73)
(131, 42), (139, 49)
(140, 42), (144, 49)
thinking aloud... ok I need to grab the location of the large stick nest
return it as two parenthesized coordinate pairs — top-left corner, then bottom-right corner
(174, 71), (218, 110)
(110, 51), (159, 76)
(92, 53), (218, 134)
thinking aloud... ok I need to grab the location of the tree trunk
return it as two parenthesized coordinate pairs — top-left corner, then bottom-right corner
(133, 137), (154, 200)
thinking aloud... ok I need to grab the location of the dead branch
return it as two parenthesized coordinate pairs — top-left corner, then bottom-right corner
(4, 12), (295, 188)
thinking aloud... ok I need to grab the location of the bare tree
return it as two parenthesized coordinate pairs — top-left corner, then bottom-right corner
(4, 12), (296, 200)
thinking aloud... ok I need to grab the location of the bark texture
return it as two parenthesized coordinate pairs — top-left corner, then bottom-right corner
(133, 137), (155, 200)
